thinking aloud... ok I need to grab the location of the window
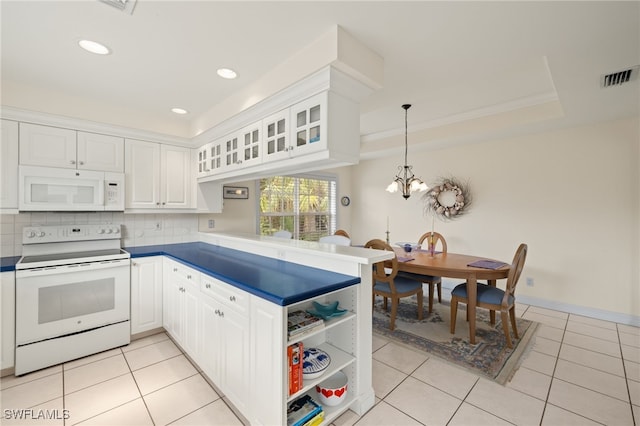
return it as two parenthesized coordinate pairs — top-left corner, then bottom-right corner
(259, 175), (337, 241)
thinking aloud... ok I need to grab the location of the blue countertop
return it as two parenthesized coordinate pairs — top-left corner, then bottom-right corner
(127, 242), (361, 306)
(0, 256), (21, 273)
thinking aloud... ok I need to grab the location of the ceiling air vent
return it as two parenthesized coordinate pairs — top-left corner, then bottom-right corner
(98, 0), (137, 14)
(601, 66), (639, 88)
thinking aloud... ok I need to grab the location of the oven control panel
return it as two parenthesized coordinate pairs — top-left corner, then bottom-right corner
(23, 224), (122, 244)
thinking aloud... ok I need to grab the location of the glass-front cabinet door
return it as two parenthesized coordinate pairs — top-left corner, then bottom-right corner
(289, 92), (327, 157)
(197, 140), (224, 177)
(224, 134), (241, 171)
(262, 110), (290, 163)
(240, 121), (262, 168)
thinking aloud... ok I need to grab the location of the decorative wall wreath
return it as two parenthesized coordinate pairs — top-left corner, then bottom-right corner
(423, 177), (471, 220)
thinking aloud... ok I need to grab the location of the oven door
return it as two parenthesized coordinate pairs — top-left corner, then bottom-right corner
(15, 259), (130, 346)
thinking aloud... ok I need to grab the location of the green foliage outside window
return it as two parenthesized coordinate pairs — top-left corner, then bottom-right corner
(259, 176), (336, 241)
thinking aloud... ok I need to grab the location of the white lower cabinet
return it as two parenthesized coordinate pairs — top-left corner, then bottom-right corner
(200, 275), (249, 414)
(130, 257), (163, 335)
(163, 259), (200, 361)
(160, 256), (361, 425)
(1, 271), (15, 370)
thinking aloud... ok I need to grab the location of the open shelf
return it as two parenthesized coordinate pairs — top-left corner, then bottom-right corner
(287, 311), (355, 345)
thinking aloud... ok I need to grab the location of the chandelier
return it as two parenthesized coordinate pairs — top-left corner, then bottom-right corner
(386, 104), (428, 199)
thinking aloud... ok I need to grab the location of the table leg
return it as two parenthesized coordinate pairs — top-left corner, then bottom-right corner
(468, 274), (477, 345)
(488, 279), (496, 324)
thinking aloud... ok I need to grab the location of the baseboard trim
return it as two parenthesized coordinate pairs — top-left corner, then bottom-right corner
(439, 280), (640, 327)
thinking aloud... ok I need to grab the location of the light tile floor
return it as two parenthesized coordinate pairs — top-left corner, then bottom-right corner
(1, 303), (638, 425)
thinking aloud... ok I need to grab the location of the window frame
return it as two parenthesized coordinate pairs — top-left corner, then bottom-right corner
(256, 173), (338, 241)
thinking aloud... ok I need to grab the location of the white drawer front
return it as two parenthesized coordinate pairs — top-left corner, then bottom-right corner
(201, 275), (248, 315)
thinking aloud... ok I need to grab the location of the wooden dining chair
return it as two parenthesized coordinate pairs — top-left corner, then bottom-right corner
(365, 239), (424, 330)
(318, 235), (351, 246)
(397, 231), (447, 313)
(272, 230), (292, 239)
(334, 229), (350, 239)
(450, 243), (528, 348)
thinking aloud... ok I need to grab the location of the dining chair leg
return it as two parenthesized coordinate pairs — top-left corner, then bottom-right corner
(450, 297), (458, 334)
(383, 297), (388, 311)
(509, 306), (519, 339)
(436, 282), (442, 303)
(428, 283), (434, 314)
(489, 310), (496, 325)
(417, 290), (424, 320)
(389, 297), (399, 330)
(500, 310), (513, 348)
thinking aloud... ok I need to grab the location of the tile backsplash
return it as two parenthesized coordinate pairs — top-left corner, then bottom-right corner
(0, 212), (199, 257)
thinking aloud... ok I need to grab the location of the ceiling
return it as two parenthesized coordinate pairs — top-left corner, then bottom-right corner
(2, 1), (639, 157)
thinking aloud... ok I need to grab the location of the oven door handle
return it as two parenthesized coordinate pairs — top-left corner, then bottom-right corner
(16, 259), (130, 277)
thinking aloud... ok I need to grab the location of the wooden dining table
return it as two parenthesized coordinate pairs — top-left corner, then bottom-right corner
(393, 248), (510, 345)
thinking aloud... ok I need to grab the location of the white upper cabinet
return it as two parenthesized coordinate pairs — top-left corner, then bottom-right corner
(196, 89), (360, 183)
(77, 131), (124, 172)
(261, 109), (290, 163)
(125, 139), (193, 210)
(289, 92), (326, 158)
(19, 123), (76, 168)
(1, 119), (19, 210)
(196, 139), (223, 178)
(19, 123), (124, 172)
(161, 144), (192, 208)
(239, 121), (262, 168)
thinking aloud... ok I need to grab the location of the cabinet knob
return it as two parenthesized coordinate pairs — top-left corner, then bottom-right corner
(206, 283), (211, 289)
(173, 268), (178, 272)
(157, 202), (161, 206)
(132, 262), (137, 266)
(79, 161), (84, 165)
(187, 275), (191, 279)
(220, 311), (224, 318)
(70, 160), (76, 164)
(162, 202), (166, 206)
(229, 295), (236, 302)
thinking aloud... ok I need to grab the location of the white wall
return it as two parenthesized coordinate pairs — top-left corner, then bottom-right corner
(350, 118), (639, 320)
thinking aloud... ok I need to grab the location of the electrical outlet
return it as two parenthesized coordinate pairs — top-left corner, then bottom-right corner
(208, 219), (215, 229)
(526, 277), (534, 287)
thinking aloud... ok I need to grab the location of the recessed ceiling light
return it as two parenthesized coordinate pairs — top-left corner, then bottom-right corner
(78, 39), (111, 55)
(171, 108), (188, 115)
(217, 68), (237, 79)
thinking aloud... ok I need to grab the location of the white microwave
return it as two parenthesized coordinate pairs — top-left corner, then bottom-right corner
(19, 165), (125, 211)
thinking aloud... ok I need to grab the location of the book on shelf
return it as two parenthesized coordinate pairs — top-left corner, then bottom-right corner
(287, 394), (323, 426)
(302, 410), (324, 426)
(288, 341), (303, 395)
(287, 310), (324, 337)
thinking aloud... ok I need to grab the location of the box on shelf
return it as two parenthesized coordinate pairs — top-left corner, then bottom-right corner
(288, 342), (303, 395)
(287, 394), (323, 426)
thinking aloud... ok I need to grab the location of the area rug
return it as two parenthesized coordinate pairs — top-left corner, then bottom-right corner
(372, 297), (538, 384)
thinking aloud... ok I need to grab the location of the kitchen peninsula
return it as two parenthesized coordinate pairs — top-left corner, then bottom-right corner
(128, 232), (392, 425)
